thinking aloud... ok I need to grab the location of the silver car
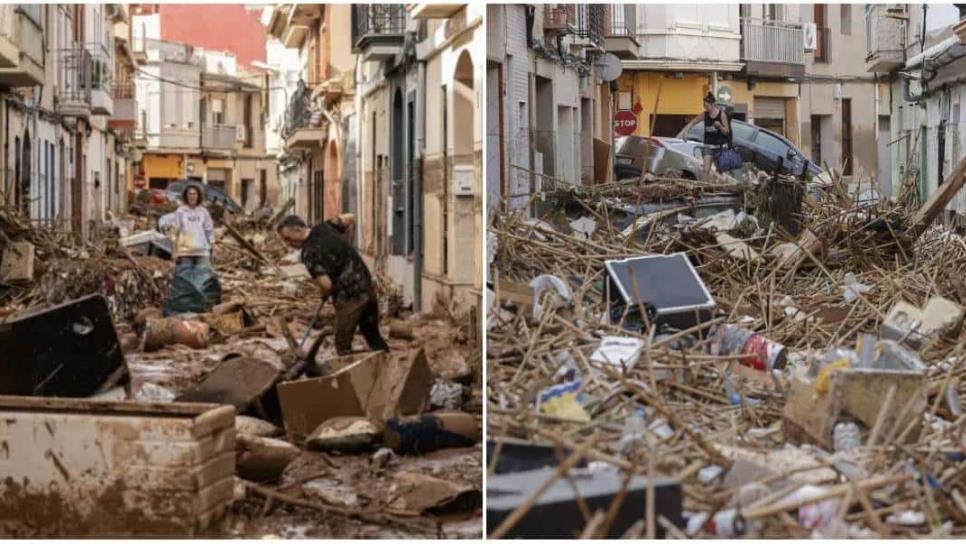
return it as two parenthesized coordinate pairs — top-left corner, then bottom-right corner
(614, 136), (705, 181)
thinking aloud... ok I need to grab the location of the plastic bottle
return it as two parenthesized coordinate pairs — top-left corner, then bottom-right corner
(618, 408), (647, 458)
(833, 421), (861, 453)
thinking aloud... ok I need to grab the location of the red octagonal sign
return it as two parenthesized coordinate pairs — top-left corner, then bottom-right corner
(614, 110), (638, 136)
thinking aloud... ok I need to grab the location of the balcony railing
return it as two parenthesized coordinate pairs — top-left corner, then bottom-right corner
(202, 124), (236, 150)
(865, 5), (906, 72)
(605, 4), (635, 37)
(283, 81), (318, 136)
(109, 82), (135, 125)
(351, 4), (405, 50)
(740, 18), (804, 66)
(815, 26), (831, 63)
(56, 43), (113, 115)
(574, 4), (605, 48)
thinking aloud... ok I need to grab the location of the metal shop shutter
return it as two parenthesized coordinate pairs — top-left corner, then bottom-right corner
(754, 97), (787, 120)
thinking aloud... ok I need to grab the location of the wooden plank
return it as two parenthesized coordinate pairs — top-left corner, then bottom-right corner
(909, 155), (966, 234)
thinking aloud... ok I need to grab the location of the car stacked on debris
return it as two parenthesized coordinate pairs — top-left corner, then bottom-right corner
(614, 119), (825, 182)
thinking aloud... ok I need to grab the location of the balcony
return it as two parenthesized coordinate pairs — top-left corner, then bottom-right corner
(814, 26), (831, 63)
(544, 5), (576, 36)
(282, 81), (325, 150)
(740, 18), (805, 78)
(0, 5), (45, 87)
(56, 43), (114, 118)
(573, 4), (605, 51)
(109, 82), (135, 129)
(410, 4), (464, 20)
(604, 4), (638, 59)
(865, 5), (907, 73)
(351, 5), (406, 63)
(202, 124), (237, 151)
(279, 4), (322, 48)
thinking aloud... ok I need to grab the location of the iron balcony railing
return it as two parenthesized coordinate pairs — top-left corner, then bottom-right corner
(575, 4), (605, 47)
(740, 17), (805, 65)
(202, 124), (236, 150)
(606, 4), (635, 37)
(112, 81), (133, 99)
(351, 4), (405, 48)
(281, 80), (322, 139)
(57, 43), (112, 106)
(815, 26), (831, 62)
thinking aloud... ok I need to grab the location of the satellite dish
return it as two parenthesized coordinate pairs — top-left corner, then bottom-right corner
(597, 53), (623, 82)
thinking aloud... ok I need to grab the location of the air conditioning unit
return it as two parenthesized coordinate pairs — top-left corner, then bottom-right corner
(235, 125), (246, 141)
(803, 22), (817, 51)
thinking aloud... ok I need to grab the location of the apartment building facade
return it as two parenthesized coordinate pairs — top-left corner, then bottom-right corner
(486, 3), (611, 215)
(867, 4), (966, 212)
(132, 5), (279, 211)
(266, 3), (356, 224)
(0, 4), (133, 239)
(131, 8), (278, 209)
(606, 4), (878, 181)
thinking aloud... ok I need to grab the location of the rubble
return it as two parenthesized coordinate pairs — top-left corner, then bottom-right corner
(487, 171), (966, 537)
(0, 205), (481, 538)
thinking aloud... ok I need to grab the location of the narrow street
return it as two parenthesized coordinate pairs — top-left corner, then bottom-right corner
(486, 3), (966, 539)
(0, 3), (482, 538)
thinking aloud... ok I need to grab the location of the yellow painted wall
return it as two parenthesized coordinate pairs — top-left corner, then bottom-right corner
(142, 154), (182, 180)
(617, 72), (711, 137)
(618, 72), (804, 143)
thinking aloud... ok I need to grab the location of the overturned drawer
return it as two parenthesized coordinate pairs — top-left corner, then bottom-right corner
(0, 397), (235, 537)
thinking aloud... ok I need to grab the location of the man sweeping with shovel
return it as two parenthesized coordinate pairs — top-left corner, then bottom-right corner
(277, 214), (389, 356)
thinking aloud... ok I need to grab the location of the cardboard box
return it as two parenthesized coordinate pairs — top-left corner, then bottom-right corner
(277, 348), (433, 437)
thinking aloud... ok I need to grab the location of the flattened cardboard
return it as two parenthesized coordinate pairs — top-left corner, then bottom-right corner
(278, 349), (432, 437)
(277, 361), (368, 437)
(368, 349), (434, 420)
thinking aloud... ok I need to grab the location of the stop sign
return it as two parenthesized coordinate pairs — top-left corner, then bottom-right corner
(614, 110), (638, 136)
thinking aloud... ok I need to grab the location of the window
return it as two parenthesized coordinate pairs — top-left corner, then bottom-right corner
(840, 4), (851, 35)
(755, 130), (790, 157)
(212, 98), (224, 125)
(732, 121), (755, 142)
(244, 94), (254, 148)
(766, 4), (783, 21)
(810, 115), (822, 165)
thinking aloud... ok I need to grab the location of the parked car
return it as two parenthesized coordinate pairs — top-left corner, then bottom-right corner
(165, 180), (244, 215)
(614, 136), (705, 180)
(679, 118), (823, 179)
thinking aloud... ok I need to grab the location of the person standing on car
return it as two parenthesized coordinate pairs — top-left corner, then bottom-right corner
(276, 213), (389, 356)
(685, 93), (731, 181)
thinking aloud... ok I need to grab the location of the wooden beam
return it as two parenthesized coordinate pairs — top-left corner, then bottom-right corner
(909, 155), (966, 235)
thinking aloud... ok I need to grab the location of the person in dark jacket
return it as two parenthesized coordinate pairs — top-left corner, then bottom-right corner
(277, 214), (389, 355)
(684, 92), (731, 181)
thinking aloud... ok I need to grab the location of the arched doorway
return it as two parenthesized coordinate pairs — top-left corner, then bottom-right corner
(450, 50), (475, 288)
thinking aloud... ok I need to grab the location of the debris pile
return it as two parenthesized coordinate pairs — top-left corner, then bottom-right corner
(487, 170), (966, 538)
(0, 206), (482, 538)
